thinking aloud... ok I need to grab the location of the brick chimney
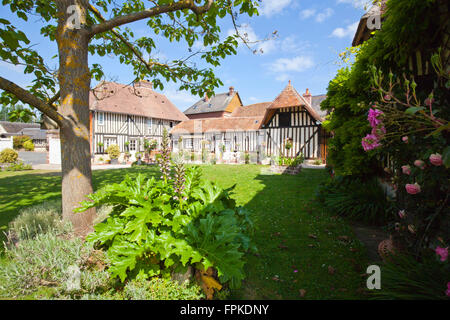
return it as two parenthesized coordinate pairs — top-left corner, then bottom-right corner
(204, 92), (209, 102)
(303, 88), (312, 105)
(228, 86), (235, 96)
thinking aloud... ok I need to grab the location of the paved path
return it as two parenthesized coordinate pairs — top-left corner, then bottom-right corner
(32, 163), (132, 171)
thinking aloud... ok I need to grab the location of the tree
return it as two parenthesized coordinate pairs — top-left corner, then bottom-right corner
(0, 0), (259, 236)
(0, 104), (37, 122)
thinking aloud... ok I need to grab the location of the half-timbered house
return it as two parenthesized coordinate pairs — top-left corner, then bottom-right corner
(89, 81), (188, 160)
(171, 82), (329, 162)
(261, 84), (328, 159)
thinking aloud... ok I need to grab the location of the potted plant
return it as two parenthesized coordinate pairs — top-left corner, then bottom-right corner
(97, 142), (104, 154)
(106, 144), (120, 164)
(135, 152), (142, 164)
(124, 151), (131, 163)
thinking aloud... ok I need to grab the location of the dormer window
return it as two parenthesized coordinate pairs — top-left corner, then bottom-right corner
(98, 112), (104, 126)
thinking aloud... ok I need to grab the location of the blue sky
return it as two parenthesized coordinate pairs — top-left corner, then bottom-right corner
(0, 0), (370, 112)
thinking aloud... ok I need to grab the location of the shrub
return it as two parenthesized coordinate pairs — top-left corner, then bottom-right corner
(0, 231), (89, 297)
(23, 140), (34, 151)
(372, 251), (449, 300)
(75, 166), (256, 289)
(13, 135), (31, 149)
(244, 152), (250, 164)
(0, 148), (18, 163)
(8, 201), (66, 241)
(316, 176), (395, 225)
(276, 154), (304, 167)
(0, 228), (119, 299)
(119, 278), (204, 300)
(106, 144), (120, 160)
(3, 160), (32, 171)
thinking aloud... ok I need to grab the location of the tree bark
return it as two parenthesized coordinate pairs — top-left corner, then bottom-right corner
(56, 0), (95, 236)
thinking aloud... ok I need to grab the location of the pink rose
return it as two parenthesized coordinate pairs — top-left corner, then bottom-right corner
(414, 160), (426, 170)
(398, 210), (406, 219)
(405, 183), (421, 195)
(401, 165), (411, 175)
(446, 283), (450, 297)
(429, 153), (443, 166)
(361, 134), (382, 151)
(402, 136), (409, 143)
(435, 246), (448, 262)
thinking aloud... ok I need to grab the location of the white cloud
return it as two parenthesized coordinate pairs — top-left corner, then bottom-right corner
(268, 56), (314, 73)
(330, 21), (359, 38)
(315, 8), (334, 23)
(300, 9), (316, 19)
(300, 7), (334, 23)
(259, 0), (293, 17)
(275, 73), (290, 82)
(336, 0), (370, 9)
(163, 86), (198, 110)
(227, 23), (276, 55)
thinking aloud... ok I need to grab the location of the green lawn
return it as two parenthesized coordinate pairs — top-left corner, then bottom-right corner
(0, 165), (369, 299)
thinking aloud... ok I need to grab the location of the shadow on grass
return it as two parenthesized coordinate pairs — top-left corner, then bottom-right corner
(227, 169), (369, 300)
(0, 167), (161, 243)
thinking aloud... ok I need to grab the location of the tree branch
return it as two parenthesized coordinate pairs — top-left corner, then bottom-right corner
(88, 0), (214, 37)
(0, 76), (64, 126)
(87, 3), (202, 86)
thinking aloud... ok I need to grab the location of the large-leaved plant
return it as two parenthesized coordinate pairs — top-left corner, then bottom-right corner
(75, 167), (255, 289)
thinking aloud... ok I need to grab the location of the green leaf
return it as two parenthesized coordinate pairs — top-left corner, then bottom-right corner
(405, 106), (425, 115)
(442, 146), (450, 169)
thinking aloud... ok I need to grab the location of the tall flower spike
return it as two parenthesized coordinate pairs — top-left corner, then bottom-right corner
(158, 128), (172, 182)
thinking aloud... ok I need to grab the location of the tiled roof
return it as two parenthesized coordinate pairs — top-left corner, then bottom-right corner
(0, 121), (40, 134)
(230, 102), (271, 118)
(262, 82), (323, 125)
(89, 81), (188, 122)
(352, 1), (387, 46)
(311, 95), (328, 118)
(171, 116), (264, 134)
(184, 91), (241, 115)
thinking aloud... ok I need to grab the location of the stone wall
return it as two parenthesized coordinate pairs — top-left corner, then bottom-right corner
(270, 164), (302, 175)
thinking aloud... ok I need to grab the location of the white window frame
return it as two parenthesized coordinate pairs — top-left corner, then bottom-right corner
(129, 139), (137, 151)
(185, 138), (193, 149)
(104, 137), (117, 149)
(98, 112), (104, 126)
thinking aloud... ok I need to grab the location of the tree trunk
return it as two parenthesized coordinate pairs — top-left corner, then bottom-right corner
(56, 0), (96, 236)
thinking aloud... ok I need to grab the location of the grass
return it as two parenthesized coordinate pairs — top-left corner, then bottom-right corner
(0, 165), (369, 299)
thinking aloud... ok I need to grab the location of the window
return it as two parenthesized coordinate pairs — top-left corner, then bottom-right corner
(147, 118), (152, 134)
(278, 112), (291, 127)
(129, 139), (137, 151)
(98, 112), (104, 126)
(104, 137), (117, 149)
(185, 138), (193, 149)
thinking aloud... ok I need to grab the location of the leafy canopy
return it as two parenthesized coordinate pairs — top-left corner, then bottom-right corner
(0, 0), (260, 108)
